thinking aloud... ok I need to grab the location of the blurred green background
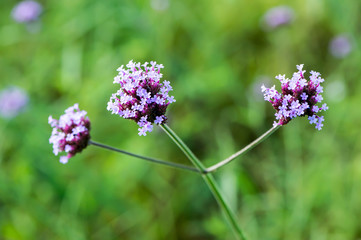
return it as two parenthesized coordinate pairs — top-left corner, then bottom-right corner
(1, 0), (361, 239)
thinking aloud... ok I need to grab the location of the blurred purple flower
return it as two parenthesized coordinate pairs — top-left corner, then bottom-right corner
(262, 64), (328, 130)
(0, 86), (28, 119)
(11, 0), (42, 23)
(329, 35), (352, 58)
(107, 60), (176, 136)
(49, 104), (91, 164)
(150, 0), (169, 11)
(261, 6), (294, 30)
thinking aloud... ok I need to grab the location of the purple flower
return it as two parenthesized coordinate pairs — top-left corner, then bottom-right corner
(308, 115), (317, 124)
(329, 35), (352, 58)
(11, 0), (42, 23)
(150, 0), (169, 11)
(261, 64), (328, 130)
(0, 86), (28, 119)
(107, 60), (176, 136)
(261, 6), (294, 30)
(49, 104), (91, 164)
(300, 92), (308, 101)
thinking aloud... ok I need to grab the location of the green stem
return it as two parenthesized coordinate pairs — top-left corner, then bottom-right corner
(160, 124), (247, 240)
(205, 125), (280, 173)
(89, 140), (201, 174)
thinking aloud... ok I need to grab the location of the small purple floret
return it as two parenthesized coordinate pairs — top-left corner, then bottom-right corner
(107, 60), (176, 136)
(262, 64), (328, 130)
(49, 104), (90, 164)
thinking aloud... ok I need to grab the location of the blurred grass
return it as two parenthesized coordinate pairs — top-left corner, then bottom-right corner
(1, 0), (361, 239)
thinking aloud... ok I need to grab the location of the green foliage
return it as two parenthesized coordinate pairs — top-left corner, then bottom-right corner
(1, 0), (360, 239)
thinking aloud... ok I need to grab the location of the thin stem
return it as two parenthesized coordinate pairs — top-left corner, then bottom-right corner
(88, 140), (201, 173)
(159, 125), (205, 170)
(160, 124), (247, 240)
(205, 125), (280, 173)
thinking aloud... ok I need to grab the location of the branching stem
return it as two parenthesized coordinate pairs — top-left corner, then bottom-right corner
(160, 124), (248, 240)
(89, 140), (201, 173)
(205, 125), (280, 173)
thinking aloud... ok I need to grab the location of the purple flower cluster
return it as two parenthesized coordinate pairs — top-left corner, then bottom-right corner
(261, 64), (328, 130)
(107, 60), (176, 136)
(11, 0), (42, 23)
(48, 104), (90, 164)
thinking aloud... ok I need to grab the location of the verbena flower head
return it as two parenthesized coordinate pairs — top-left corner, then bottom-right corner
(0, 86), (29, 119)
(48, 104), (90, 164)
(107, 60), (176, 136)
(262, 64), (328, 130)
(11, 0), (42, 23)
